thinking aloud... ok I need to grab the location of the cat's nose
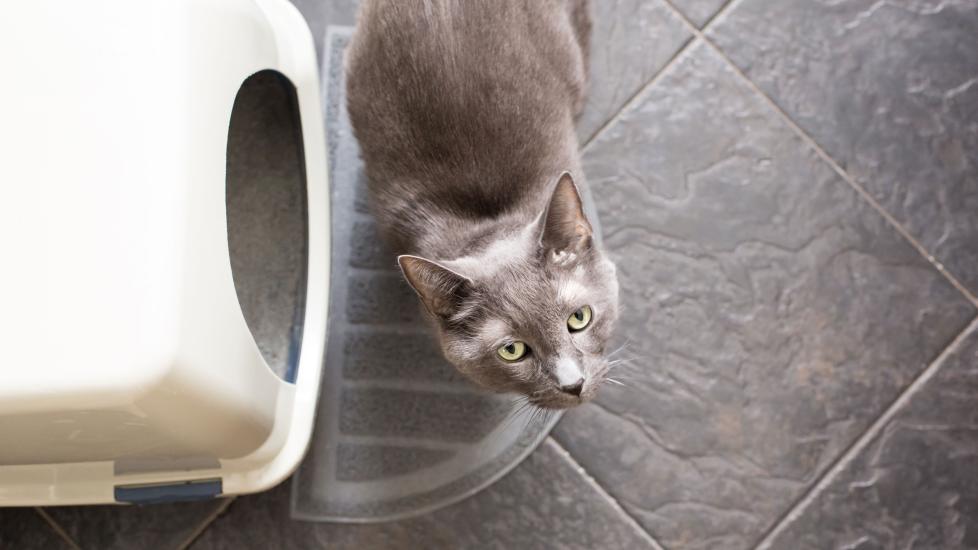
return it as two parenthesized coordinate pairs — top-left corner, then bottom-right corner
(560, 378), (585, 396)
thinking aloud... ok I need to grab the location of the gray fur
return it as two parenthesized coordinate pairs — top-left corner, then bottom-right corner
(347, 0), (619, 409)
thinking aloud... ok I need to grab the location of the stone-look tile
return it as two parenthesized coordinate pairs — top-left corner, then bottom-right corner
(45, 500), (227, 550)
(576, 0), (692, 142)
(709, 0), (978, 296)
(554, 42), (976, 550)
(192, 440), (655, 550)
(288, 0), (359, 59)
(766, 326), (978, 550)
(0, 508), (74, 549)
(669, 0), (729, 27)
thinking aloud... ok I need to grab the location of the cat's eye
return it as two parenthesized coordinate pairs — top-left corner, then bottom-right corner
(497, 341), (528, 362)
(567, 305), (593, 332)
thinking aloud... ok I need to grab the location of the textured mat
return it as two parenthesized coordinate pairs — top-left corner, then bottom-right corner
(291, 26), (601, 522)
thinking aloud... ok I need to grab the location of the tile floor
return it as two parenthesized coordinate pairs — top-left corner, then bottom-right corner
(3, 0), (977, 548)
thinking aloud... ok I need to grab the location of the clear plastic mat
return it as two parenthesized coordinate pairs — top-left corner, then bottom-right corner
(290, 26), (601, 522)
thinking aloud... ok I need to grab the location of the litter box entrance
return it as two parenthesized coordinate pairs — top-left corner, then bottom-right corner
(225, 70), (309, 382)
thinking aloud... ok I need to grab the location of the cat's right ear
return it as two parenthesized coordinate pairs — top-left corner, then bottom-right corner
(398, 255), (472, 319)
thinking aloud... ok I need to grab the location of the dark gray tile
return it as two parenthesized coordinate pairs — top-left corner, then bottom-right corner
(288, 0), (359, 60)
(669, 0), (729, 27)
(191, 439), (656, 550)
(45, 499), (227, 550)
(766, 325), (978, 550)
(554, 42), (976, 550)
(576, 0), (692, 142)
(709, 0), (978, 296)
(0, 508), (74, 549)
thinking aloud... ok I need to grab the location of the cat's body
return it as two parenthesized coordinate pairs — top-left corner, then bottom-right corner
(347, 0), (619, 409)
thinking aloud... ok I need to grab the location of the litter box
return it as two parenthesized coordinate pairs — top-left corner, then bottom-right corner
(0, 0), (329, 505)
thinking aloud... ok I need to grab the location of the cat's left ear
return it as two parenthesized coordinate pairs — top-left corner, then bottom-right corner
(538, 172), (593, 258)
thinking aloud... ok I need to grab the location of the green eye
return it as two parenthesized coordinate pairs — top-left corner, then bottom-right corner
(497, 341), (528, 362)
(567, 306), (593, 332)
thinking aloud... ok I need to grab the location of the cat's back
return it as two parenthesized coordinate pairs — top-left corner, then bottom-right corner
(346, 0), (588, 243)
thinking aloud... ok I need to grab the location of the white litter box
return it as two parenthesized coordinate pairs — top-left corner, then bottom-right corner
(0, 0), (328, 505)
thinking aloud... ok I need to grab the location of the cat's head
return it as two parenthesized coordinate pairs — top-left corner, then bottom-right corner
(398, 173), (619, 409)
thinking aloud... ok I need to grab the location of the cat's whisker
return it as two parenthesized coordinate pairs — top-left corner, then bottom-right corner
(607, 354), (646, 366)
(530, 404), (555, 427)
(601, 377), (639, 393)
(607, 371), (640, 381)
(495, 396), (540, 439)
(509, 400), (529, 418)
(608, 360), (645, 375)
(510, 398), (535, 419)
(541, 409), (555, 429)
(607, 338), (633, 359)
(608, 365), (637, 375)
(503, 395), (529, 416)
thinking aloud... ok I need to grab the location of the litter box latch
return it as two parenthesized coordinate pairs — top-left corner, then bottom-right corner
(114, 478), (223, 505)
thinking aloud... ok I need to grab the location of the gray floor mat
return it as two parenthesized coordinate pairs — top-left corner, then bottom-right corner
(291, 26), (601, 522)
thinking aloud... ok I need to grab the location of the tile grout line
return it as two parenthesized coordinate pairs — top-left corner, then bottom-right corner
(581, 30), (698, 151)
(581, 0), (745, 151)
(660, 0), (978, 307)
(174, 497), (236, 550)
(752, 315), (978, 548)
(34, 507), (83, 550)
(546, 437), (668, 550)
(694, 0), (741, 30)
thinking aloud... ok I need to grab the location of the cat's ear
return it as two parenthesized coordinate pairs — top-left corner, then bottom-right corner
(538, 172), (593, 257)
(398, 255), (472, 319)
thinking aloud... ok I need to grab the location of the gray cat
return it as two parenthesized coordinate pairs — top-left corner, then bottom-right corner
(346, 0), (619, 409)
